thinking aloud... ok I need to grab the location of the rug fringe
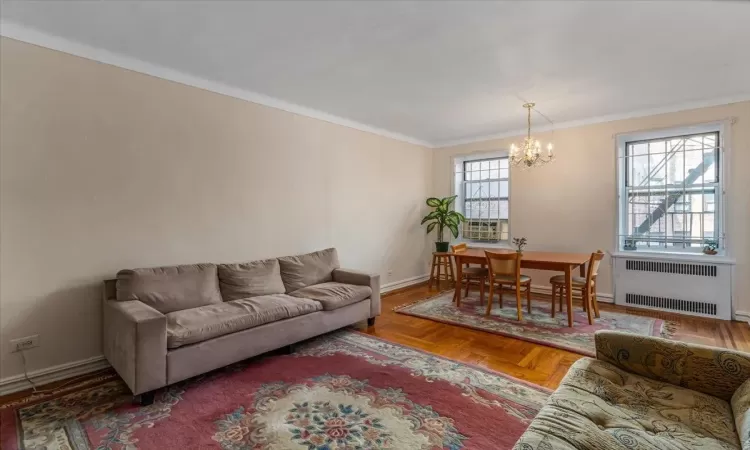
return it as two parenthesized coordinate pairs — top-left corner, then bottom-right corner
(392, 289), (453, 311)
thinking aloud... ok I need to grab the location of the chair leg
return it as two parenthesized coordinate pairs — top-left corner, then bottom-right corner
(582, 287), (587, 311)
(465, 280), (470, 297)
(584, 288), (593, 325)
(479, 278), (486, 304)
(526, 282), (532, 313)
(550, 284), (556, 318)
(516, 287), (523, 321)
(592, 287), (600, 318)
(486, 282), (495, 315)
(558, 286), (564, 312)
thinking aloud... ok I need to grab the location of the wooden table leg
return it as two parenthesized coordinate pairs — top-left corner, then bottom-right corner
(579, 262), (586, 277)
(565, 265), (574, 327)
(454, 256), (463, 306)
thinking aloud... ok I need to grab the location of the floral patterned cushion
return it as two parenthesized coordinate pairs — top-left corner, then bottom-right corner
(595, 331), (750, 402)
(733, 378), (750, 450)
(514, 357), (741, 450)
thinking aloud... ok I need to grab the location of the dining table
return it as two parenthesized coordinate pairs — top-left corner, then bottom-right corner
(449, 248), (591, 327)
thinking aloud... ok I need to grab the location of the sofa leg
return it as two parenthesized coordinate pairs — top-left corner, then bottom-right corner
(367, 317), (376, 326)
(136, 391), (155, 406)
(281, 344), (294, 355)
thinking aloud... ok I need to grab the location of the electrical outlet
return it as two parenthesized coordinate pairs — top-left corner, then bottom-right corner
(387, 269), (393, 277)
(10, 335), (39, 352)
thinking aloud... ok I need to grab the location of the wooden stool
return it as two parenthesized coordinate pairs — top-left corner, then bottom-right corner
(428, 252), (455, 290)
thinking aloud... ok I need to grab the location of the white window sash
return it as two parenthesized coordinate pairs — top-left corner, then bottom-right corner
(452, 151), (510, 244)
(615, 120), (729, 254)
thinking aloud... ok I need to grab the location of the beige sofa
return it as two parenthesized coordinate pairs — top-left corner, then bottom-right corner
(102, 248), (379, 404)
(514, 331), (750, 450)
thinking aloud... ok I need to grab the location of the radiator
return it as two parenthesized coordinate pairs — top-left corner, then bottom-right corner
(612, 253), (734, 320)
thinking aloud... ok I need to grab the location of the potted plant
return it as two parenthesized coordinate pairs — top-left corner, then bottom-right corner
(421, 196), (466, 252)
(512, 237), (528, 253)
(703, 239), (719, 255)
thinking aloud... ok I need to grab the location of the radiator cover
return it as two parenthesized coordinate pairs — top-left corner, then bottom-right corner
(613, 253), (734, 320)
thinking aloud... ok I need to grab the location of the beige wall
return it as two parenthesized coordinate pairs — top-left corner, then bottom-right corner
(0, 38), (433, 379)
(433, 101), (750, 315)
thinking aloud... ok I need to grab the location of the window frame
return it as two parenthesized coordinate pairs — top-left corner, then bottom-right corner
(451, 151), (511, 246)
(615, 121), (729, 255)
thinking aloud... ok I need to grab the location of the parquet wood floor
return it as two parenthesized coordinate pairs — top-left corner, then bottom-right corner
(357, 283), (750, 390)
(2, 282), (749, 406)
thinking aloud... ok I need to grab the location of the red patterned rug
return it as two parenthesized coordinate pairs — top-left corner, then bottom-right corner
(395, 291), (673, 356)
(1, 331), (550, 449)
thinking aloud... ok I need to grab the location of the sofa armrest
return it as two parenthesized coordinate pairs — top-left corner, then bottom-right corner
(332, 268), (380, 318)
(103, 299), (167, 395)
(595, 330), (750, 401)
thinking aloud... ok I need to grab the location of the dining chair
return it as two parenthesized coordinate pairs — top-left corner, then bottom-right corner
(484, 251), (532, 321)
(451, 243), (489, 305)
(549, 250), (605, 325)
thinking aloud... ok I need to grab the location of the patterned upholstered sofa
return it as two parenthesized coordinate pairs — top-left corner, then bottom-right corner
(514, 330), (750, 450)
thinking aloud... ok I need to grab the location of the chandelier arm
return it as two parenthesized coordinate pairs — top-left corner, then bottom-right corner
(510, 102), (554, 169)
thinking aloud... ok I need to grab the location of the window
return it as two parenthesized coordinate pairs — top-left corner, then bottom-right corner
(453, 155), (509, 243)
(617, 125), (723, 252)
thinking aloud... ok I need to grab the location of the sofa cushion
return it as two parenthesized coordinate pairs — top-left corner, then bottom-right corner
(733, 378), (750, 450)
(278, 248), (340, 292)
(116, 264), (222, 314)
(513, 357), (740, 450)
(165, 294), (321, 349)
(218, 259), (285, 301)
(289, 282), (371, 311)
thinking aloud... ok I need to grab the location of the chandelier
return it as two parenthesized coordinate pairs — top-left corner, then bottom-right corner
(509, 102), (554, 168)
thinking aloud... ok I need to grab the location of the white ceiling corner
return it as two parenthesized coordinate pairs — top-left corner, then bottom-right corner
(1, 0), (749, 148)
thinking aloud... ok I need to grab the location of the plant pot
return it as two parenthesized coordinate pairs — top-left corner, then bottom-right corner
(703, 249), (718, 255)
(435, 242), (450, 253)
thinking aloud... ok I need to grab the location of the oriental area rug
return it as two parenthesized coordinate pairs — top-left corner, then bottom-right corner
(395, 291), (673, 356)
(1, 331), (550, 450)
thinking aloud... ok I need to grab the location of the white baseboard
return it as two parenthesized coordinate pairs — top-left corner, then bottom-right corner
(0, 355), (110, 396)
(734, 310), (750, 324)
(530, 284), (614, 304)
(0, 273), (429, 397)
(0, 276), (616, 396)
(381, 274), (430, 294)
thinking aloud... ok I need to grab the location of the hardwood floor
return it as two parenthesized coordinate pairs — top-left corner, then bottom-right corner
(357, 282), (750, 390)
(2, 282), (749, 406)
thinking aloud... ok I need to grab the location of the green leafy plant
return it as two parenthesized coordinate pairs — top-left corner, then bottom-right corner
(421, 196), (466, 243)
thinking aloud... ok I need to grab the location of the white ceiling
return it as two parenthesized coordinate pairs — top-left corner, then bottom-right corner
(2, 1), (749, 147)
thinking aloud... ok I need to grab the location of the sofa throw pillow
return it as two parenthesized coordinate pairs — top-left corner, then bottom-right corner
(116, 263), (223, 314)
(218, 259), (286, 301)
(278, 248), (340, 292)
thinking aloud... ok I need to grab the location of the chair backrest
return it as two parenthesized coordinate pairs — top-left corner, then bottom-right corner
(485, 251), (521, 280)
(587, 250), (605, 285)
(451, 243), (467, 253)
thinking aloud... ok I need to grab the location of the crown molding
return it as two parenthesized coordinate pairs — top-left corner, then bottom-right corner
(433, 93), (750, 148)
(0, 21), (433, 148)
(3, 21), (748, 150)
